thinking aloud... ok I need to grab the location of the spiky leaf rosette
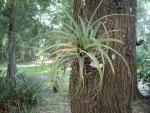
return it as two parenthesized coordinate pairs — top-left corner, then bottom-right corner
(43, 12), (129, 95)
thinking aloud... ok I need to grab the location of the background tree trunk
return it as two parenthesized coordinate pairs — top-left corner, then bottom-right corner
(7, 0), (17, 77)
(69, 0), (137, 113)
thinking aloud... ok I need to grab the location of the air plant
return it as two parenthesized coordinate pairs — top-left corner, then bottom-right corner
(43, 0), (130, 95)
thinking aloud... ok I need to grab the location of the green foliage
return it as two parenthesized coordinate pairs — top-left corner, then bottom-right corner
(0, 63), (53, 77)
(17, 64), (51, 76)
(44, 11), (129, 95)
(137, 0), (150, 83)
(0, 73), (46, 113)
(0, 0), (74, 63)
(137, 51), (150, 82)
(0, 0), (52, 63)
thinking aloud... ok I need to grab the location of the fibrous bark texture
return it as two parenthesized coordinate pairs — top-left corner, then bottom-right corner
(69, 0), (137, 113)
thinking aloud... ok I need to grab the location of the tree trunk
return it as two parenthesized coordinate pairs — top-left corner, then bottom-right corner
(69, 0), (137, 113)
(7, 0), (17, 77)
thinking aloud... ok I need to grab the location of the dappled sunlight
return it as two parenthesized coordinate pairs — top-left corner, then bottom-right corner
(17, 64), (40, 68)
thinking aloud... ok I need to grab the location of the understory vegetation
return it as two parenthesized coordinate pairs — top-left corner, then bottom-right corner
(0, 73), (47, 113)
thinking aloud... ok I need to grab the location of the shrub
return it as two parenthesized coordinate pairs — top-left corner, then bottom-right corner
(0, 73), (46, 113)
(137, 51), (150, 82)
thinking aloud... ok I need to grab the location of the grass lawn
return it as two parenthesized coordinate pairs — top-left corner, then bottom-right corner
(0, 64), (50, 77)
(17, 64), (51, 76)
(0, 63), (71, 77)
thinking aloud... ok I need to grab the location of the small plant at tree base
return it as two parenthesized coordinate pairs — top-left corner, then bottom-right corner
(53, 76), (59, 93)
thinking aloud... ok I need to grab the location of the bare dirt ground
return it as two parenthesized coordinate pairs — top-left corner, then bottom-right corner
(132, 99), (150, 113)
(35, 75), (150, 113)
(38, 92), (150, 113)
(38, 92), (71, 113)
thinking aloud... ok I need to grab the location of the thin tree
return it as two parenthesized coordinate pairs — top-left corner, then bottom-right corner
(69, 0), (137, 113)
(7, 0), (18, 77)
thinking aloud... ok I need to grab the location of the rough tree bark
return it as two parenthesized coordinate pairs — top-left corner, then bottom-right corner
(69, 0), (137, 113)
(7, 0), (17, 77)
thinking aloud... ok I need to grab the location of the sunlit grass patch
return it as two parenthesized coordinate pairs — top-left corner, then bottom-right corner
(0, 63), (52, 76)
(17, 64), (51, 76)
(0, 63), (7, 72)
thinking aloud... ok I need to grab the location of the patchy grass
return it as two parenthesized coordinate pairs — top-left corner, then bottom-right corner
(17, 64), (51, 76)
(0, 63), (7, 72)
(0, 63), (71, 77)
(0, 64), (51, 77)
